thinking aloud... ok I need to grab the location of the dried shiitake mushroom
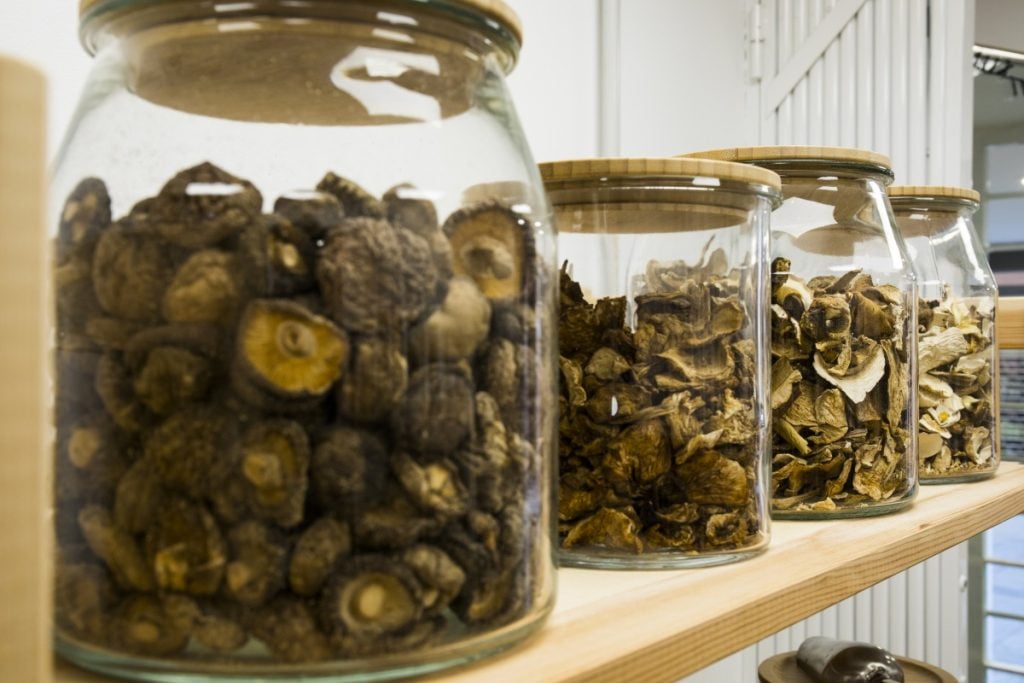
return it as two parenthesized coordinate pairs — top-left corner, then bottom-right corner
(316, 172), (384, 219)
(443, 201), (532, 301)
(152, 162), (263, 249)
(233, 299), (349, 411)
(162, 249), (243, 324)
(409, 276), (492, 364)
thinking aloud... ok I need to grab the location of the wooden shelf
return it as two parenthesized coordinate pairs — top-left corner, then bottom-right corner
(998, 297), (1024, 350)
(56, 462), (1024, 683)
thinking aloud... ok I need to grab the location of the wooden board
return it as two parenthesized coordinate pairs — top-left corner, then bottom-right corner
(998, 296), (1024, 350)
(56, 462), (1024, 683)
(0, 55), (51, 683)
(758, 651), (957, 683)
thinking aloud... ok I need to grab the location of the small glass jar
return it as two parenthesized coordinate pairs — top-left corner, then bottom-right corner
(51, 1), (556, 680)
(889, 186), (999, 483)
(682, 146), (919, 519)
(541, 157), (781, 569)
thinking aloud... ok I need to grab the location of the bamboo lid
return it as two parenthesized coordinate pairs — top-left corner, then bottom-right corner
(679, 145), (892, 172)
(539, 157), (782, 192)
(888, 185), (980, 203)
(80, 0), (524, 46)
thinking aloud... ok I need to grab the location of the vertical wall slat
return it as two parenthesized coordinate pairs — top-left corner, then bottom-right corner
(889, 0), (910, 179)
(791, 0), (809, 143)
(820, 604), (839, 640)
(807, 0), (825, 143)
(872, 0), (891, 155)
(907, 0), (928, 183)
(907, 563), (926, 660)
(940, 545), (967, 678)
(927, 0), (947, 182)
(837, 20), (855, 146)
(838, 594), (856, 641)
(887, 567), (909, 656)
(925, 557), (942, 664)
(822, 33), (840, 143)
(854, 1), (874, 148)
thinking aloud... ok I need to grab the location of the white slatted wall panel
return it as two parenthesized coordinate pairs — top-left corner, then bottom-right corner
(734, 1), (975, 681)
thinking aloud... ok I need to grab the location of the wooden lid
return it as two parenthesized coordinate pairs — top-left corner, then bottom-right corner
(539, 157), (782, 192)
(889, 185), (980, 203)
(80, 0), (523, 46)
(680, 145), (892, 171)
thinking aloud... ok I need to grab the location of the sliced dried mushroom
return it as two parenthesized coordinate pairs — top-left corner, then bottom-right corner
(152, 162), (263, 249)
(92, 221), (177, 322)
(233, 299), (348, 411)
(562, 507), (643, 554)
(676, 450), (749, 507)
(443, 201), (532, 301)
(144, 496), (227, 595)
(162, 249), (244, 324)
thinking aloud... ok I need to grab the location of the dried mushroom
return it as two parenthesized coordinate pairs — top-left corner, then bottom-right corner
(289, 517), (351, 596)
(92, 221), (177, 322)
(233, 299), (348, 411)
(152, 162), (263, 249)
(53, 164), (548, 665)
(224, 521), (289, 607)
(770, 258), (912, 512)
(336, 337), (408, 424)
(316, 172), (384, 219)
(321, 556), (422, 646)
(112, 595), (191, 656)
(316, 217), (440, 335)
(238, 215), (316, 297)
(58, 177), (111, 262)
(144, 496), (227, 595)
(273, 191), (344, 242)
(162, 250), (243, 324)
(409, 276), (492, 364)
(443, 201), (532, 301)
(917, 295), (997, 477)
(392, 364), (475, 458)
(559, 247), (762, 555)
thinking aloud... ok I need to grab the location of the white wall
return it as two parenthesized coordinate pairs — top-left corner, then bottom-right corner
(976, 0), (1024, 53)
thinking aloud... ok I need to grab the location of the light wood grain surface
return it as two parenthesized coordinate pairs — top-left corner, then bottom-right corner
(0, 55), (51, 683)
(998, 297), (1024, 350)
(56, 463), (1024, 683)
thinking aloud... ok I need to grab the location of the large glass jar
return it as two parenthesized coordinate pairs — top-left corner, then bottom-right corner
(51, 1), (556, 680)
(889, 186), (999, 483)
(541, 157), (781, 569)
(682, 146), (919, 519)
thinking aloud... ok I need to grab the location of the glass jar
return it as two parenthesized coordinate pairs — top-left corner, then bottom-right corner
(889, 186), (999, 483)
(52, 1), (557, 680)
(541, 157), (781, 569)
(682, 146), (919, 519)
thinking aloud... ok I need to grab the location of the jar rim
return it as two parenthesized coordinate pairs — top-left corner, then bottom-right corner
(538, 157), (783, 201)
(678, 145), (893, 178)
(889, 184), (980, 206)
(79, 0), (522, 61)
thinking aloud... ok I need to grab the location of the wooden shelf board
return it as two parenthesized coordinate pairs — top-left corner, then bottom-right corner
(56, 462), (1024, 683)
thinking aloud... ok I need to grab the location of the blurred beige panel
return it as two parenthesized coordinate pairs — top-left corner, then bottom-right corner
(0, 55), (51, 683)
